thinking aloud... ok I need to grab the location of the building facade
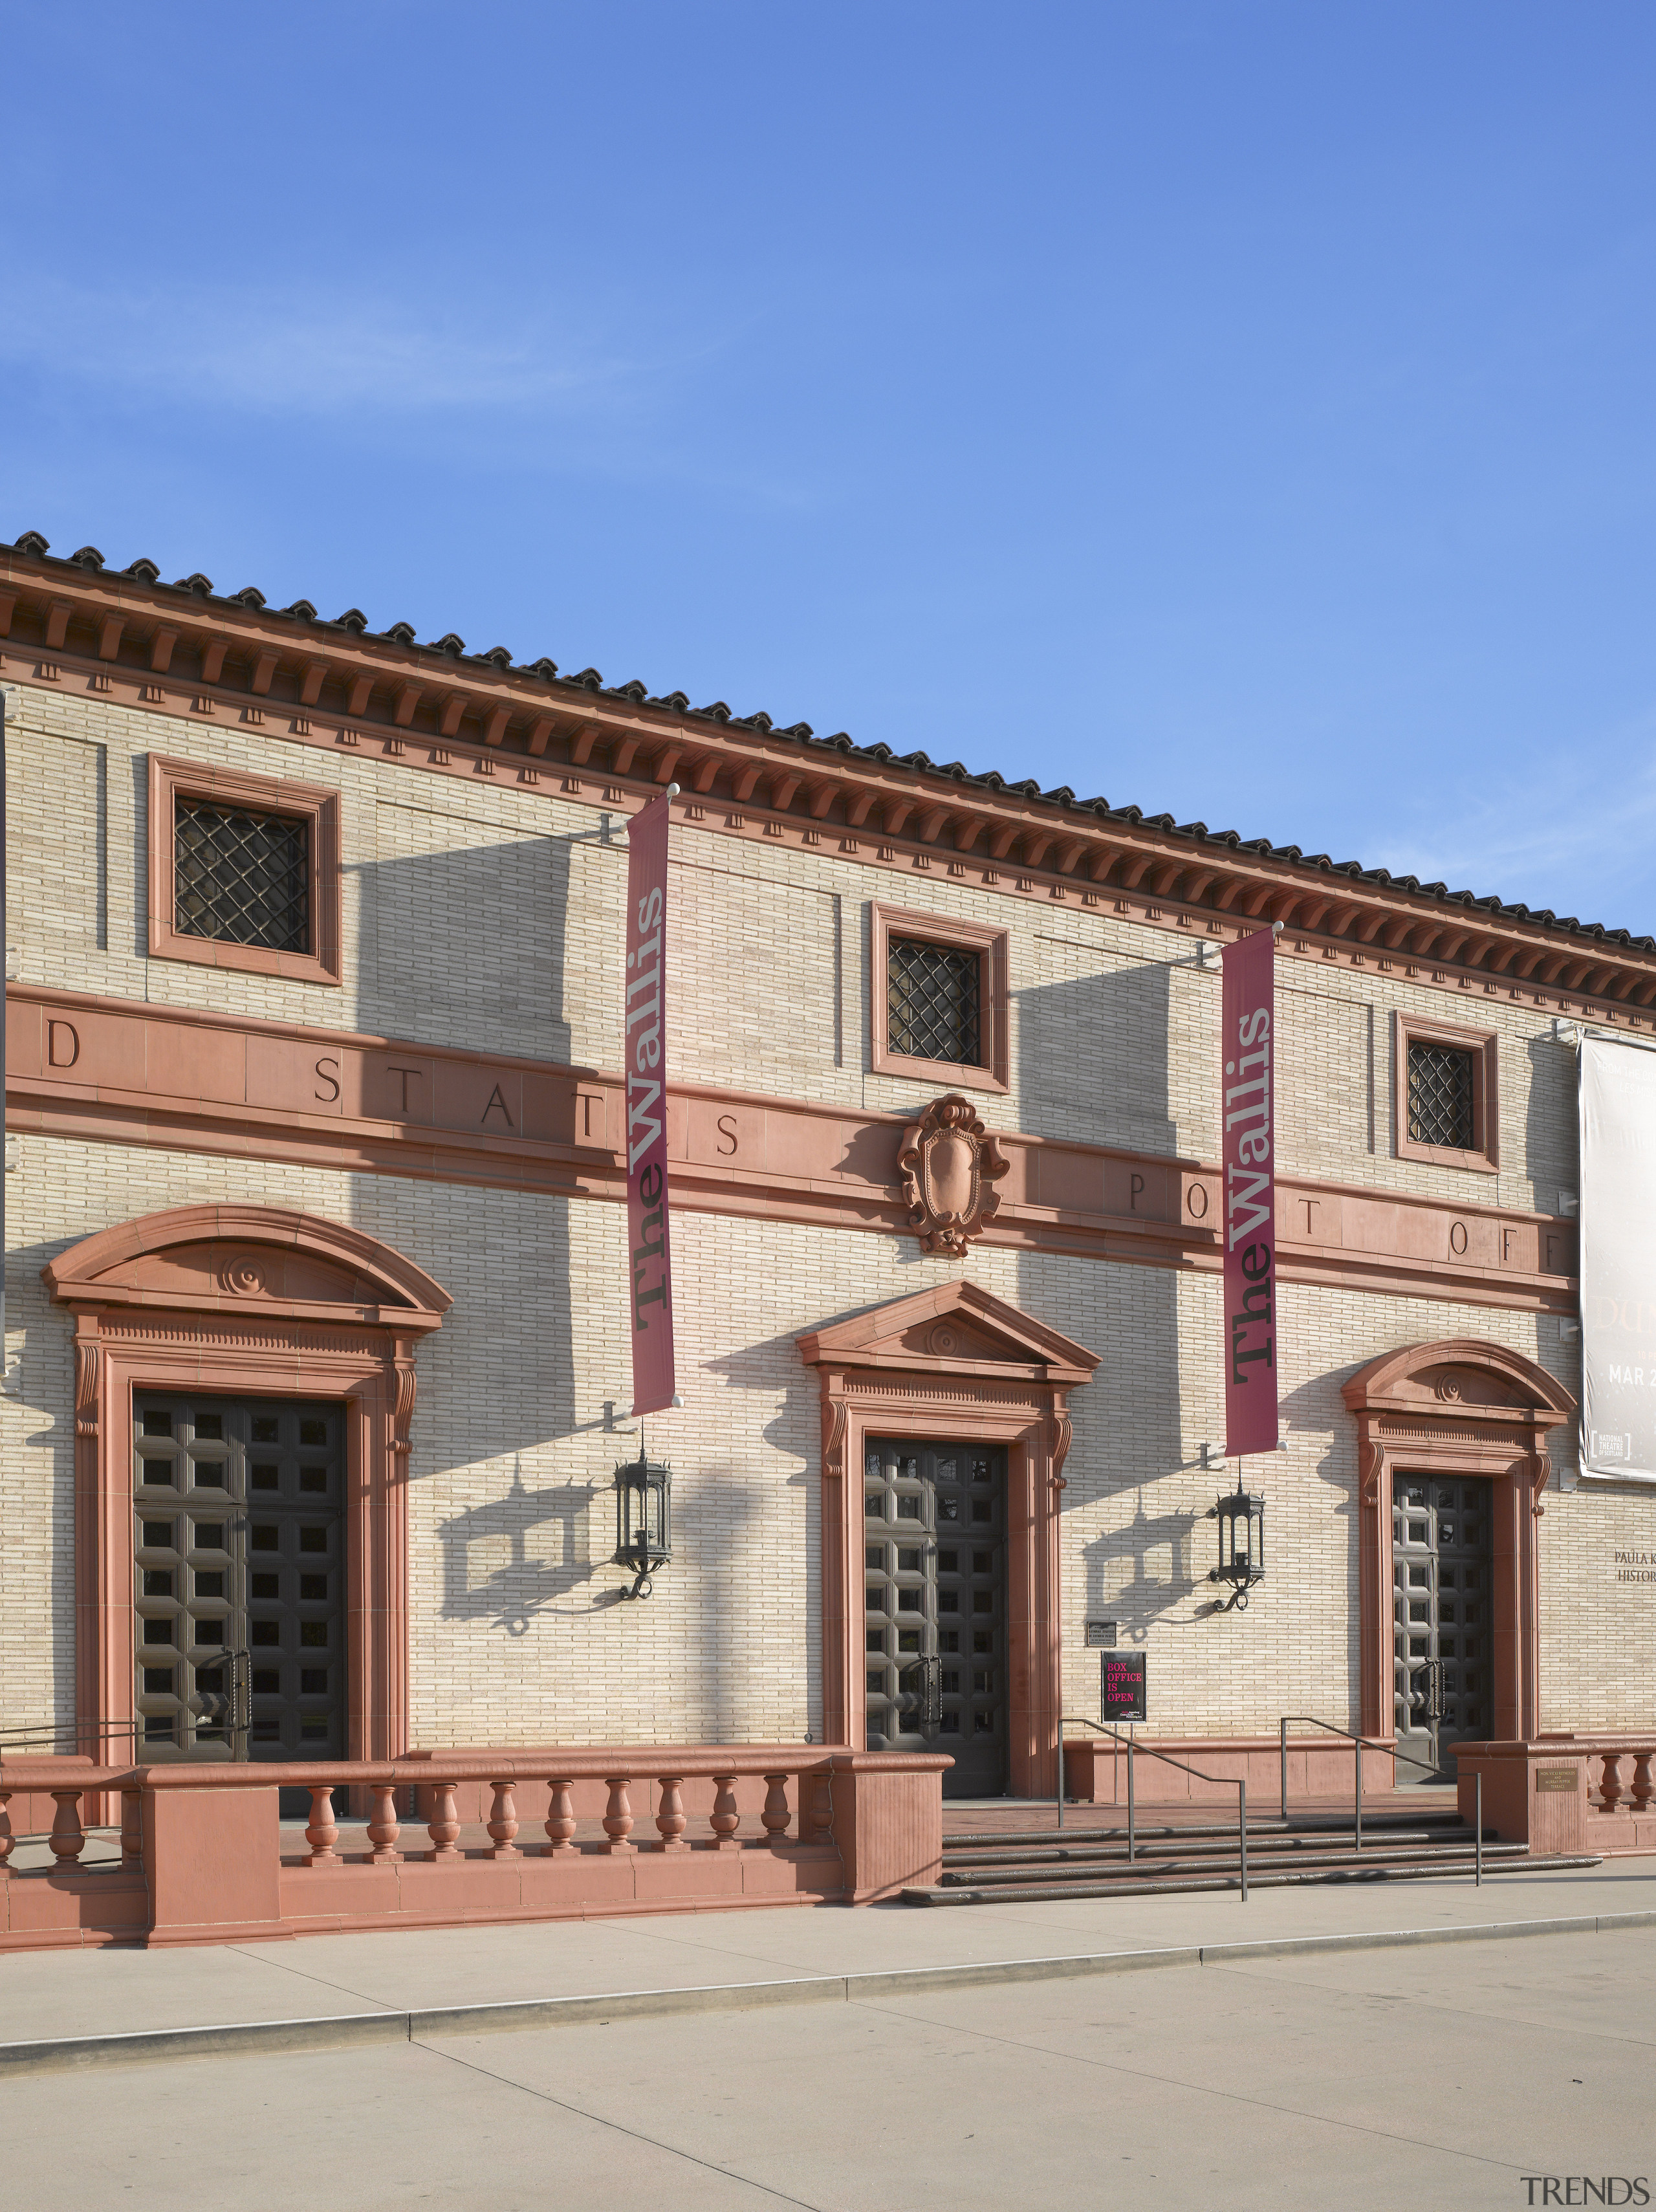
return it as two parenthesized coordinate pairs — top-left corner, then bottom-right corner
(3, 532), (1651, 1803)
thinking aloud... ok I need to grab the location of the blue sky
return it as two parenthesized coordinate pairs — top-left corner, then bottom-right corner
(10, 5), (1654, 931)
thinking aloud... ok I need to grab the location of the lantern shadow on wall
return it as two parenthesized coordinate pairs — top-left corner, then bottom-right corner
(1081, 1497), (1205, 1639)
(437, 1462), (600, 1635)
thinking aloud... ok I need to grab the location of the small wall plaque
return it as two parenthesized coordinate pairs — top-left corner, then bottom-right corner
(1084, 1620), (1117, 1648)
(1535, 1766), (1578, 1793)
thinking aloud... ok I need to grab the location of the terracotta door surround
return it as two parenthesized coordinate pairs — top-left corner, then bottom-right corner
(798, 1280), (1098, 1797)
(1342, 1338), (1574, 1752)
(43, 1205), (450, 1788)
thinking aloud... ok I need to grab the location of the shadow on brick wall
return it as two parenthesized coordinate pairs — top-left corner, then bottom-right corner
(437, 1460), (600, 1636)
(1018, 954), (1189, 1646)
(351, 821), (578, 1062)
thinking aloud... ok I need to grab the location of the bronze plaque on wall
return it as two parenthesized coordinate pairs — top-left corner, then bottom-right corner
(1535, 1767), (1578, 1793)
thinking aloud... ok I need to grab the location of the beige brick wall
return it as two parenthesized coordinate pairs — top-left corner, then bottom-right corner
(5, 1132), (1649, 1749)
(6, 681), (1581, 1219)
(4, 675), (1647, 1758)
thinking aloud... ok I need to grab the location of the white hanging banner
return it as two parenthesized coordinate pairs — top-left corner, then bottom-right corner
(1579, 1033), (1656, 1482)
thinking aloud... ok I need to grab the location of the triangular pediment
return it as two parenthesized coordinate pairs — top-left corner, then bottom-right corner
(797, 1280), (1096, 1381)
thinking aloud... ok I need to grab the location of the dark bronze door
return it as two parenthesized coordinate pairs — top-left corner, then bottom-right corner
(1392, 1475), (1492, 1779)
(864, 1438), (1007, 1797)
(133, 1396), (346, 1766)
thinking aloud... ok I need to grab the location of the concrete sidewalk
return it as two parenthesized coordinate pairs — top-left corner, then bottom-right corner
(4, 1856), (1656, 2070)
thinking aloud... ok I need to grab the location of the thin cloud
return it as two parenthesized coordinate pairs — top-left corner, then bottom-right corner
(0, 272), (642, 416)
(1371, 720), (1656, 937)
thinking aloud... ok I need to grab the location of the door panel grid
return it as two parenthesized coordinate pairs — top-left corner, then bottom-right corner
(1392, 1475), (1491, 1778)
(133, 1394), (345, 1764)
(864, 1438), (1007, 1796)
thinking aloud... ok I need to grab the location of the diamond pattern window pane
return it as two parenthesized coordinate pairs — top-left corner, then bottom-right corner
(888, 938), (982, 1066)
(175, 799), (309, 952)
(1407, 1042), (1474, 1150)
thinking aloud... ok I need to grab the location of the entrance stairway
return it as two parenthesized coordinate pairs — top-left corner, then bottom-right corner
(902, 1806), (1602, 1905)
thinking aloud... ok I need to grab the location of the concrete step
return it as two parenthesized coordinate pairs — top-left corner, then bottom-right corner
(902, 1852), (1605, 1906)
(934, 1841), (1530, 1889)
(942, 1826), (1492, 1869)
(943, 1810), (1474, 1850)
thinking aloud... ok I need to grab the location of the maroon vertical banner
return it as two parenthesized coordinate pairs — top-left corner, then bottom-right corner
(1221, 926), (1278, 1456)
(625, 785), (677, 1418)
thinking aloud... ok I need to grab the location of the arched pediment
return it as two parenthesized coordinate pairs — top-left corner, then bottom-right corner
(43, 1203), (451, 1331)
(797, 1278), (1096, 1383)
(1341, 1337), (1574, 1425)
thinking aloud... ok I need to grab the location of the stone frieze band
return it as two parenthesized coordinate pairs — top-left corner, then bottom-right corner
(6, 985), (1576, 1312)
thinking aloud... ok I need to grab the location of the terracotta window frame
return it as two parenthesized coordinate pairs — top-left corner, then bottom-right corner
(147, 754), (343, 986)
(870, 902), (1010, 1094)
(1393, 1009), (1499, 1175)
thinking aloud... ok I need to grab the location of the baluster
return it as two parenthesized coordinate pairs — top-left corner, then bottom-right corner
(0, 1790), (14, 1876)
(425, 1781), (462, 1861)
(541, 1779), (577, 1856)
(602, 1776), (635, 1853)
(710, 1773), (741, 1852)
(1631, 1753), (1654, 1813)
(305, 1784), (340, 1865)
(808, 1771), (834, 1845)
(119, 1789), (144, 1873)
(48, 1790), (85, 1868)
(655, 1776), (689, 1852)
(1600, 1751), (1626, 1814)
(761, 1773), (791, 1842)
(367, 1784), (402, 1863)
(486, 1780), (521, 1859)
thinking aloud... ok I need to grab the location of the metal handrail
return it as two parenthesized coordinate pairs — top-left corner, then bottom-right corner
(1278, 1716), (1481, 1886)
(0, 1719), (140, 1751)
(1061, 1718), (1247, 1901)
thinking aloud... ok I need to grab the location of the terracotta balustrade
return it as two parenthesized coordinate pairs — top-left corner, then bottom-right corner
(655, 1776), (688, 1852)
(233, 1752), (830, 1865)
(1588, 1744), (1656, 1815)
(602, 1777), (635, 1854)
(426, 1781), (462, 1861)
(48, 1788), (87, 1867)
(120, 1788), (144, 1872)
(367, 1784), (402, 1863)
(486, 1781), (520, 1859)
(305, 1785), (340, 1866)
(544, 1779), (576, 1854)
(0, 1747), (949, 1949)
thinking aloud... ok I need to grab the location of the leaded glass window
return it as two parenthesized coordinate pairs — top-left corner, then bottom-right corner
(175, 798), (310, 953)
(1407, 1041), (1475, 1150)
(888, 937), (982, 1066)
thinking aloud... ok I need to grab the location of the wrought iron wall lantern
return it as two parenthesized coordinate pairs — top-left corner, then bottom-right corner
(613, 1451), (671, 1599)
(1206, 1487), (1265, 1611)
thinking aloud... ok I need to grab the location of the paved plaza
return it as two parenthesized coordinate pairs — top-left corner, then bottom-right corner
(5, 1868), (1655, 2210)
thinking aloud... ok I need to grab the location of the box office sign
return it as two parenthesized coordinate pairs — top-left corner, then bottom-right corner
(1580, 1035), (1656, 1483)
(1222, 926), (1279, 1458)
(1101, 1651), (1146, 1722)
(625, 787), (677, 1419)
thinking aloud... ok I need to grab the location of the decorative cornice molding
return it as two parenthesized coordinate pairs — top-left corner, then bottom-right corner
(5, 553), (1656, 1019)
